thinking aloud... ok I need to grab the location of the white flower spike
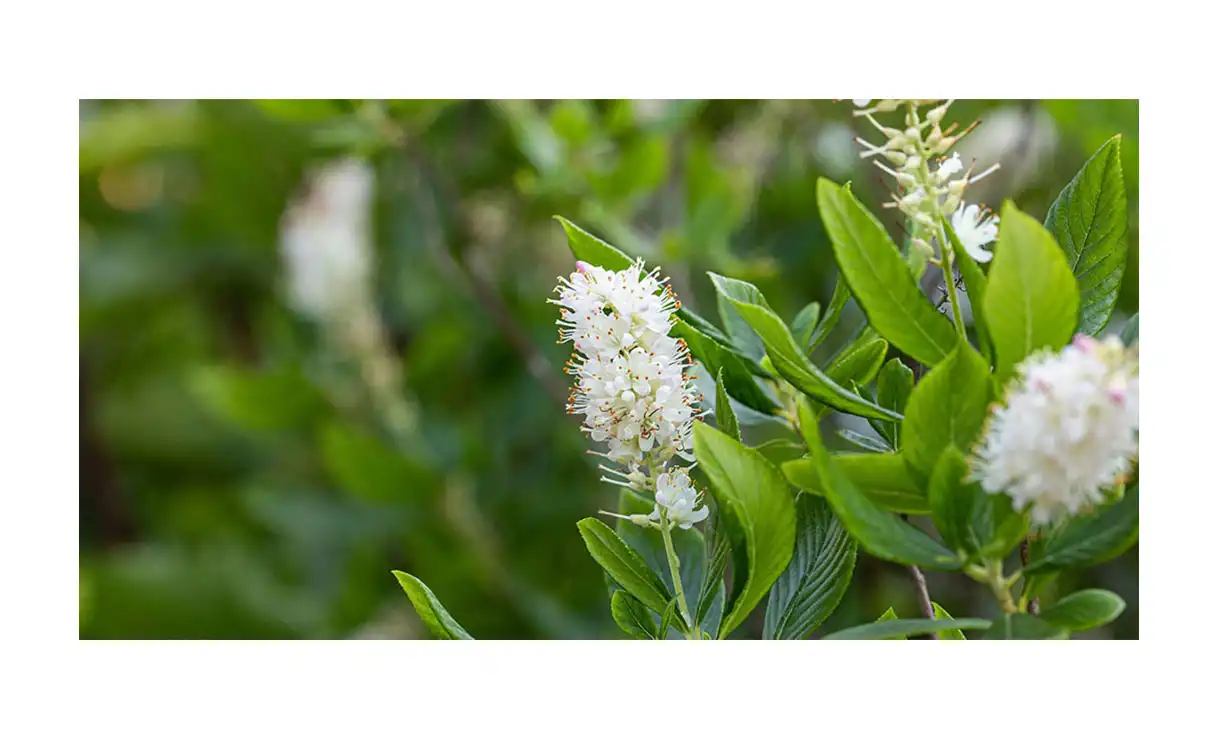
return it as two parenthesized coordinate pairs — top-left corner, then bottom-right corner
(973, 335), (1139, 527)
(950, 203), (1000, 263)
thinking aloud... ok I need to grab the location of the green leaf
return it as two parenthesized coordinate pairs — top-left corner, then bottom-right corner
(707, 273), (900, 422)
(577, 518), (671, 615)
(983, 613), (1069, 640)
(810, 335), (890, 420)
(1040, 589), (1126, 632)
(985, 202), (1081, 381)
(1025, 486), (1139, 574)
(673, 319), (778, 415)
(837, 428), (892, 453)
(799, 402), (959, 570)
(791, 301), (821, 350)
(1120, 312), (1139, 347)
(718, 291), (766, 361)
(900, 340), (992, 483)
(554, 215), (633, 271)
(942, 213), (993, 363)
(191, 364), (327, 432)
(928, 446), (978, 556)
(319, 424), (437, 503)
(932, 603), (966, 640)
(693, 422), (797, 638)
(1045, 136), (1129, 335)
(610, 591), (658, 639)
(658, 598), (680, 639)
(807, 276), (851, 351)
(824, 617), (991, 640)
(694, 517), (732, 629)
(714, 368), (741, 441)
(870, 358), (913, 448)
(875, 606), (904, 640)
(754, 439), (808, 466)
(816, 178), (958, 367)
(764, 495), (857, 639)
(782, 453), (929, 514)
(391, 571), (474, 640)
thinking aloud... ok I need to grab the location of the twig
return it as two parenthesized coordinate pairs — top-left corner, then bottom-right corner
(1020, 537), (1040, 615)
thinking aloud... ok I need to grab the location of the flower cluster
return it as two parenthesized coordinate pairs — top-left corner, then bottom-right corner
(552, 259), (702, 478)
(972, 335), (1139, 526)
(851, 99), (1000, 265)
(279, 158), (376, 323)
(651, 468), (710, 529)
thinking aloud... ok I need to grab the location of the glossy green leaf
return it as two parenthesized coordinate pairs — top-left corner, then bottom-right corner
(693, 422), (797, 638)
(942, 213), (993, 363)
(577, 518), (671, 615)
(824, 617), (991, 640)
(714, 367), (740, 441)
(985, 202), (1081, 381)
(800, 402), (959, 570)
(694, 516), (732, 630)
(983, 613), (1069, 640)
(791, 301), (821, 350)
(807, 276), (851, 351)
(755, 439), (808, 466)
(816, 178), (958, 367)
(782, 453), (929, 514)
(810, 334), (889, 420)
(707, 272), (900, 422)
(1045, 136), (1128, 335)
(658, 598), (680, 639)
(718, 291), (766, 361)
(764, 495), (857, 640)
(1040, 589), (1126, 632)
(391, 571), (474, 640)
(900, 340), (992, 483)
(928, 446), (977, 556)
(932, 603), (966, 640)
(1025, 486), (1139, 574)
(610, 591), (658, 639)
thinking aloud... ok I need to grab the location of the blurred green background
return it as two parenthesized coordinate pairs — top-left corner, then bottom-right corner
(79, 99), (1138, 639)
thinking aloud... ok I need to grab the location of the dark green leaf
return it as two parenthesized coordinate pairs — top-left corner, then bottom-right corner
(900, 340), (992, 483)
(799, 402), (959, 570)
(983, 613), (1069, 640)
(694, 516), (732, 629)
(718, 291), (766, 361)
(391, 571), (474, 640)
(1121, 312), (1139, 347)
(693, 422), (797, 637)
(928, 446), (977, 556)
(764, 495), (857, 639)
(1025, 486), (1139, 574)
(1045, 136), (1128, 335)
(782, 453), (929, 514)
(807, 276), (851, 351)
(816, 178), (958, 367)
(577, 518), (671, 614)
(870, 358), (913, 448)
(673, 319), (778, 415)
(658, 598), (680, 639)
(823, 617), (991, 640)
(1040, 589), (1126, 632)
(707, 273), (900, 422)
(791, 301), (821, 350)
(985, 202), (1081, 381)
(714, 367), (740, 441)
(810, 334), (890, 420)
(610, 591), (658, 639)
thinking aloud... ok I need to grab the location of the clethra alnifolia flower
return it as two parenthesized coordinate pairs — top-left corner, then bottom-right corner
(973, 335), (1139, 526)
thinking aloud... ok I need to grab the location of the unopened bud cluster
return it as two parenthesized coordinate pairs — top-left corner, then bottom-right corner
(851, 100), (1001, 265)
